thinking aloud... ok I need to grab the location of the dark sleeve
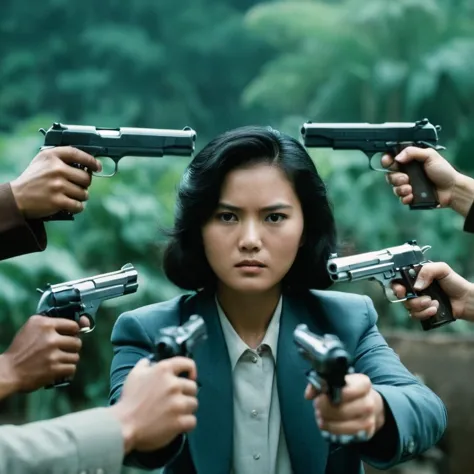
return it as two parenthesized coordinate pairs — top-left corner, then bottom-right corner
(353, 296), (447, 469)
(109, 311), (184, 470)
(0, 182), (46, 261)
(463, 201), (474, 233)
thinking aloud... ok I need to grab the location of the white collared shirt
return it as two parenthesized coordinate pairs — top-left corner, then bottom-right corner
(216, 296), (293, 474)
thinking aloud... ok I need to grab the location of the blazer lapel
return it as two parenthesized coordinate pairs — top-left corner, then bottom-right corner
(277, 292), (330, 474)
(186, 292), (233, 474)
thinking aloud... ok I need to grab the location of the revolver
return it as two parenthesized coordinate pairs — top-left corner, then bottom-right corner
(327, 241), (455, 331)
(39, 122), (197, 220)
(300, 118), (445, 210)
(149, 314), (207, 362)
(293, 324), (366, 444)
(36, 263), (139, 387)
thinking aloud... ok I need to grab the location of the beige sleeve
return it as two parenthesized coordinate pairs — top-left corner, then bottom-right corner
(0, 407), (124, 474)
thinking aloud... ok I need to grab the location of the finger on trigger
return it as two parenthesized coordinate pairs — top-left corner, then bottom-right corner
(59, 147), (102, 172)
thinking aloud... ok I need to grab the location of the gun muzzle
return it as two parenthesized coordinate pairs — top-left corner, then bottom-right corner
(154, 314), (207, 361)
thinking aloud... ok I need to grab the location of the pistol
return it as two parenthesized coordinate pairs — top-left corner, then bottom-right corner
(294, 324), (366, 444)
(301, 118), (445, 210)
(149, 315), (207, 362)
(39, 122), (197, 220)
(327, 241), (455, 331)
(36, 263), (139, 387)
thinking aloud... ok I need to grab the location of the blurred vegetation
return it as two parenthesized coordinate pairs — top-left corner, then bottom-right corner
(1, 0), (474, 471)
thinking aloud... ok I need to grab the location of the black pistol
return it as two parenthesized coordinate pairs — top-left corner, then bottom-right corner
(149, 315), (207, 362)
(301, 118), (445, 210)
(39, 122), (197, 220)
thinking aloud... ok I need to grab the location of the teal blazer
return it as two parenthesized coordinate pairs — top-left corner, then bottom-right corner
(109, 289), (447, 474)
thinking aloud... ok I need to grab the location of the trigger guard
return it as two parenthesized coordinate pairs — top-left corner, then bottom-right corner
(91, 160), (119, 178)
(78, 314), (95, 334)
(368, 154), (391, 173)
(384, 285), (408, 304)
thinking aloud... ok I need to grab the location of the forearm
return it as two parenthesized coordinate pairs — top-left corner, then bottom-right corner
(0, 355), (19, 400)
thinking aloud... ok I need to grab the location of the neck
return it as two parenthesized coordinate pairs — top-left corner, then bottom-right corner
(216, 284), (281, 348)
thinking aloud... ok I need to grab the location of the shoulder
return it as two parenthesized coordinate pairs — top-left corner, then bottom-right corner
(111, 293), (197, 344)
(301, 289), (378, 343)
(307, 289), (373, 314)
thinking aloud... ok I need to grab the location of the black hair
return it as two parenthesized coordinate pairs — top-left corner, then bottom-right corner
(163, 125), (336, 292)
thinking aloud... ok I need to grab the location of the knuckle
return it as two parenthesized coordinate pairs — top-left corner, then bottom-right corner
(363, 417), (376, 432)
(364, 397), (376, 414)
(177, 415), (196, 433)
(51, 178), (66, 193)
(171, 397), (186, 414)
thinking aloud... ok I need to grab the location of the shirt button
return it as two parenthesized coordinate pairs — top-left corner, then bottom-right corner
(253, 453), (261, 460)
(251, 410), (258, 418)
(96, 470), (105, 474)
(251, 355), (258, 363)
(407, 439), (416, 454)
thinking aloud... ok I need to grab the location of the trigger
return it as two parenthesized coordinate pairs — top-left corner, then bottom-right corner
(384, 285), (407, 304)
(78, 314), (95, 334)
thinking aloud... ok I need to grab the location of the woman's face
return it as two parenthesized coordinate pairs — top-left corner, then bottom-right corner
(202, 162), (304, 295)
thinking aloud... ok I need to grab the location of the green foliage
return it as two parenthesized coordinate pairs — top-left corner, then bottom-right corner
(243, 0), (474, 331)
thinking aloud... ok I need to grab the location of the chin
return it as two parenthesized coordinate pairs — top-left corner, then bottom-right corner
(224, 278), (279, 294)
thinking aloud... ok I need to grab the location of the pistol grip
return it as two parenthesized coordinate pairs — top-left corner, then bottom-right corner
(417, 279), (456, 331)
(398, 160), (439, 210)
(41, 162), (88, 221)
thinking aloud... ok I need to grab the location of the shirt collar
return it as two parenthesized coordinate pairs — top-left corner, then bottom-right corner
(216, 295), (282, 370)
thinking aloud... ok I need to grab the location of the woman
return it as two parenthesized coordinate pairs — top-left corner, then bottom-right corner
(109, 126), (446, 474)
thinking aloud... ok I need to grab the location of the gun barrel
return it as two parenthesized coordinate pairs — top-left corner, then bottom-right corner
(301, 119), (439, 150)
(327, 242), (426, 282)
(36, 263), (138, 314)
(42, 122), (196, 157)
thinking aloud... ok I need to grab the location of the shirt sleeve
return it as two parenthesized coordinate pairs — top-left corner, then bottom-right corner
(0, 407), (124, 474)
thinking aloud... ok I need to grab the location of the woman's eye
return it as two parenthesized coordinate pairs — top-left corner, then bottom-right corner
(218, 212), (236, 222)
(266, 213), (286, 223)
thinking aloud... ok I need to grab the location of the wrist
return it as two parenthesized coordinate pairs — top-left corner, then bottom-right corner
(109, 403), (137, 455)
(0, 354), (21, 399)
(371, 389), (386, 433)
(461, 283), (474, 322)
(450, 173), (474, 217)
(9, 180), (27, 218)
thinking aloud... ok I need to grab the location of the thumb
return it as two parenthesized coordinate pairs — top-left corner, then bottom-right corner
(414, 262), (452, 291)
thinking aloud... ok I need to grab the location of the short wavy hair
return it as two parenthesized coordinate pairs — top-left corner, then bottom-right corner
(163, 125), (336, 292)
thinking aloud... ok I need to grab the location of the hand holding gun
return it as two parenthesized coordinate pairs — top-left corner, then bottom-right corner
(39, 122), (197, 220)
(0, 316), (85, 398)
(36, 263), (139, 387)
(327, 241), (455, 331)
(301, 118), (444, 210)
(391, 261), (474, 324)
(381, 146), (474, 218)
(294, 325), (378, 444)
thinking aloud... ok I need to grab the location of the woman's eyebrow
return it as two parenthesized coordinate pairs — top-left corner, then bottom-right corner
(217, 202), (293, 212)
